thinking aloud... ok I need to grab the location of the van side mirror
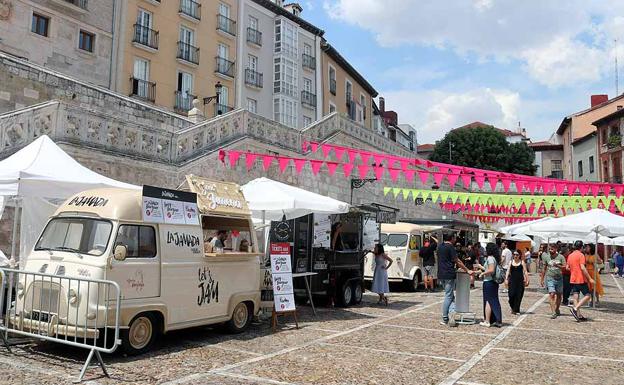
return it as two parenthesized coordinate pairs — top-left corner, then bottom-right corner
(113, 245), (127, 261)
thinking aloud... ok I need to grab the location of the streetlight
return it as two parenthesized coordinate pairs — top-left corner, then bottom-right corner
(203, 81), (223, 114)
(449, 141), (455, 163)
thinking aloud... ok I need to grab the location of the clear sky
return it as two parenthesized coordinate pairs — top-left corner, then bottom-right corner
(299, 0), (624, 144)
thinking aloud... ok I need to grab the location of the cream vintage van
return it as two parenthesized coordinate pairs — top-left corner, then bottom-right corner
(15, 175), (260, 354)
(364, 222), (440, 291)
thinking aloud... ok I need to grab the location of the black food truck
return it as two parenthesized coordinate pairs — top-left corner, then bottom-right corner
(268, 207), (384, 307)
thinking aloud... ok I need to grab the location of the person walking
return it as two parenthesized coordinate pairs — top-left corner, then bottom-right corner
(475, 243), (503, 327)
(505, 250), (529, 315)
(615, 248), (624, 278)
(583, 244), (604, 306)
(371, 244), (393, 305)
(568, 241), (595, 322)
(540, 244), (566, 318)
(500, 242), (513, 293)
(438, 233), (473, 327)
(560, 246), (572, 306)
(524, 247), (532, 272)
(421, 237), (437, 292)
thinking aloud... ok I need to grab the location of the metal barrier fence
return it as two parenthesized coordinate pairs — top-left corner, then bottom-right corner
(0, 268), (121, 382)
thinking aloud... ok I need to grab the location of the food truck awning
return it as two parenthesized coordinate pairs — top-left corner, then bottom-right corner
(240, 177), (350, 220)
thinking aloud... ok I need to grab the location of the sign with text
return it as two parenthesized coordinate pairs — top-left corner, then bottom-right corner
(313, 214), (331, 247)
(376, 210), (397, 224)
(269, 242), (296, 313)
(142, 185), (199, 225)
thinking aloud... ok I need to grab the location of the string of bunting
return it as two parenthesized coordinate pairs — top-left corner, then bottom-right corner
(463, 213), (549, 225)
(384, 187), (624, 214)
(304, 141), (624, 198)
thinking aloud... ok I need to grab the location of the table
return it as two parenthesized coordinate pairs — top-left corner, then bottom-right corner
(292, 272), (318, 316)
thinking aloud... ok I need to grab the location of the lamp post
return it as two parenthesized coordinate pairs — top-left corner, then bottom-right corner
(203, 81), (223, 114)
(449, 141), (455, 163)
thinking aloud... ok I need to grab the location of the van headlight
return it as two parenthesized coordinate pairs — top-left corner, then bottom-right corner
(68, 289), (79, 305)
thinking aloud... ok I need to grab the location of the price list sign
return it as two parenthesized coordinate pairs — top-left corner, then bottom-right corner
(270, 242), (295, 312)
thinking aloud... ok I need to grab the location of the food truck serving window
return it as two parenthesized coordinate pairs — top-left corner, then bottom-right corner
(115, 225), (157, 258)
(36, 217), (112, 256)
(386, 234), (408, 247)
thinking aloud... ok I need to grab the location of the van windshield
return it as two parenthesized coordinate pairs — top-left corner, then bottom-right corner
(386, 234), (408, 247)
(35, 217), (112, 256)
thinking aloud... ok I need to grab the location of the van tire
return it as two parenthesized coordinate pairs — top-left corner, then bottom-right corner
(351, 281), (363, 305)
(226, 302), (252, 333)
(121, 313), (157, 355)
(406, 271), (421, 292)
(337, 281), (353, 307)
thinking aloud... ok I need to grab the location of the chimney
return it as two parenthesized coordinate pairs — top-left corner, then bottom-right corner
(379, 97), (385, 113)
(283, 3), (303, 16)
(591, 94), (609, 108)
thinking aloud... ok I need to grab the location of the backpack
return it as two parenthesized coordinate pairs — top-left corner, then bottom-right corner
(487, 258), (505, 284)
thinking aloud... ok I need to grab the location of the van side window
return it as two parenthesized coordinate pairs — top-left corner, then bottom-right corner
(386, 234), (408, 247)
(115, 225), (157, 258)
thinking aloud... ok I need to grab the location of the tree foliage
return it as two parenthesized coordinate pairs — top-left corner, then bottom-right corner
(430, 126), (537, 175)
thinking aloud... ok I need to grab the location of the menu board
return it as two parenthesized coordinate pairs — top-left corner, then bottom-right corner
(313, 214), (332, 248)
(142, 185), (199, 225)
(270, 242), (296, 312)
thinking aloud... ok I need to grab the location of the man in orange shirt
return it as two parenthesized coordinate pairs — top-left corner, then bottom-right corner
(567, 241), (595, 322)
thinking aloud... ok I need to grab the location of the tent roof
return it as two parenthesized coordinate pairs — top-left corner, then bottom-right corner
(240, 177), (349, 220)
(528, 209), (624, 237)
(0, 135), (139, 199)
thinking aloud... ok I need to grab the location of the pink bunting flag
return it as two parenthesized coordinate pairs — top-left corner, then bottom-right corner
(228, 151), (241, 168)
(501, 178), (512, 193)
(342, 163), (354, 178)
(334, 147), (345, 162)
(347, 150), (358, 164)
(566, 183), (578, 196)
(374, 165), (384, 180)
(487, 176), (498, 191)
(590, 184), (601, 197)
(358, 164), (370, 179)
(262, 155), (274, 171)
(310, 160), (324, 176)
(326, 161), (339, 176)
(542, 181), (554, 194)
(447, 173), (459, 188)
(310, 142), (319, 153)
(614, 185), (624, 198)
(515, 180), (525, 193)
(417, 170), (430, 185)
(389, 168), (401, 182)
(433, 171), (445, 186)
(321, 144), (332, 158)
(278, 157), (291, 173)
(360, 152), (371, 164)
(604, 184), (613, 196)
(373, 154), (386, 166)
(301, 141), (309, 152)
(461, 174), (472, 189)
(437, 166), (449, 175)
(245, 153), (257, 170)
(554, 182), (566, 196)
(294, 158), (306, 174)
(403, 169), (415, 183)
(527, 181), (537, 195)
(577, 183), (590, 197)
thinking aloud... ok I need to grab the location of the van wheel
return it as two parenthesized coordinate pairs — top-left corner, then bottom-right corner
(226, 302), (251, 333)
(408, 271), (421, 292)
(338, 281), (353, 307)
(351, 281), (363, 305)
(122, 313), (157, 355)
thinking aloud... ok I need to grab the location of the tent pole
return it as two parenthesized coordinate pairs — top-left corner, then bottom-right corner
(593, 232), (598, 308)
(9, 198), (19, 267)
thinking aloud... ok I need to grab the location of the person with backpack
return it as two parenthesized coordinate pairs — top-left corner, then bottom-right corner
(474, 242), (503, 327)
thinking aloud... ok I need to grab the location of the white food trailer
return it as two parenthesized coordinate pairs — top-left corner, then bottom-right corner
(364, 222), (440, 291)
(12, 175), (261, 354)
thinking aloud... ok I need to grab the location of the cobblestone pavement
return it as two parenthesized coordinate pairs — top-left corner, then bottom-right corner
(1, 273), (623, 385)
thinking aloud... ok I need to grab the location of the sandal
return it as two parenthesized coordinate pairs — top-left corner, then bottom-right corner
(383, 296), (388, 306)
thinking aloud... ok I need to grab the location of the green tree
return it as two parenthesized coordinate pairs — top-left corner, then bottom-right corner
(430, 126), (537, 175)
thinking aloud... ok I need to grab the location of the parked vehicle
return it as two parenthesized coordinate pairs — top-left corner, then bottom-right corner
(12, 176), (261, 354)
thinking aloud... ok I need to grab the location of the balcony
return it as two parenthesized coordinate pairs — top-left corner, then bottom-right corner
(174, 91), (195, 112)
(214, 103), (233, 116)
(247, 27), (262, 46)
(607, 134), (622, 149)
(217, 14), (236, 36)
(215, 56), (235, 78)
(245, 69), (263, 88)
(132, 24), (159, 50)
(302, 53), (315, 70)
(129, 77), (156, 102)
(329, 79), (336, 95)
(301, 90), (316, 108)
(177, 41), (199, 65)
(62, 0), (88, 10)
(179, 0), (201, 21)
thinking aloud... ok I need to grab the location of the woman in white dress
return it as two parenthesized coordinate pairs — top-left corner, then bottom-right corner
(371, 244), (393, 305)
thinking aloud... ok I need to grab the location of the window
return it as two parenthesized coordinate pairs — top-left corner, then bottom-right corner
(303, 116), (312, 127)
(274, 18), (297, 57)
(274, 97), (297, 127)
(346, 80), (353, 101)
(36, 218), (112, 257)
(329, 102), (336, 113)
(386, 234), (408, 247)
(31, 13), (49, 37)
(303, 77), (312, 93)
(578, 160), (583, 177)
(303, 43), (312, 56)
(177, 71), (193, 93)
(551, 160), (562, 171)
(180, 26), (195, 45)
(589, 156), (595, 173)
(249, 15), (258, 30)
(248, 54), (257, 71)
(247, 98), (257, 113)
(78, 30), (95, 52)
(219, 2), (230, 18)
(220, 85), (229, 106)
(329, 65), (336, 95)
(274, 56), (298, 97)
(218, 42), (228, 59)
(115, 225), (157, 258)
(132, 58), (151, 98)
(137, 8), (152, 28)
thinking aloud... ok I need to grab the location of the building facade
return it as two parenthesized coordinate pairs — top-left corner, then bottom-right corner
(0, 0), (116, 88)
(571, 132), (598, 182)
(528, 140), (564, 179)
(593, 107), (624, 184)
(112, 0), (238, 114)
(234, 0), (323, 128)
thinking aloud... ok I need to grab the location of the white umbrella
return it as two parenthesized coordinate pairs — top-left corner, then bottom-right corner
(609, 236), (624, 246)
(240, 177), (350, 221)
(499, 217), (554, 236)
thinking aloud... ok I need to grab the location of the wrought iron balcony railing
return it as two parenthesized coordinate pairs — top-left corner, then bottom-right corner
(177, 41), (199, 64)
(247, 27), (262, 46)
(245, 69), (263, 88)
(217, 14), (236, 35)
(301, 90), (317, 108)
(302, 53), (315, 70)
(179, 0), (201, 20)
(174, 91), (195, 112)
(215, 56), (235, 77)
(132, 24), (159, 49)
(130, 77), (156, 102)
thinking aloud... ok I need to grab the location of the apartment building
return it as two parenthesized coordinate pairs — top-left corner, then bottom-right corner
(593, 107), (624, 184)
(234, 0), (323, 128)
(571, 132), (598, 182)
(113, 0), (238, 114)
(321, 40), (377, 130)
(0, 0), (116, 88)
(529, 140), (564, 179)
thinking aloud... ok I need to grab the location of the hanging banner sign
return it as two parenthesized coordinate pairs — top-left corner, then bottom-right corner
(313, 214), (332, 247)
(270, 242), (296, 312)
(142, 185), (199, 225)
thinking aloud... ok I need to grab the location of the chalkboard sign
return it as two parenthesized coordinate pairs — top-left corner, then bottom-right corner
(376, 211), (397, 224)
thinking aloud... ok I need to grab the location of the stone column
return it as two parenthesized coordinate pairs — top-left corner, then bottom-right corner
(187, 98), (205, 123)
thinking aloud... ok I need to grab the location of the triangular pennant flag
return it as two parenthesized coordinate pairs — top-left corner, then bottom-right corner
(392, 187), (401, 198)
(602, 184), (612, 196)
(358, 164), (370, 179)
(389, 168), (401, 182)
(429, 191), (440, 203)
(245, 153), (257, 170)
(326, 161), (339, 176)
(577, 183), (590, 197)
(590, 184), (600, 197)
(360, 152), (371, 164)
(228, 151), (241, 168)
(515, 180), (525, 193)
(301, 141), (310, 153)
(342, 163), (354, 178)
(566, 183), (578, 196)
(383, 187), (391, 196)
(459, 193), (469, 205)
(278, 157), (291, 173)
(347, 149), (358, 164)
(474, 175), (486, 189)
(541, 181), (553, 195)
(402, 189), (411, 200)
(373, 154), (386, 166)
(374, 165), (385, 180)
(294, 159), (306, 174)
(501, 178), (512, 193)
(439, 192), (450, 204)
(262, 155), (274, 171)
(554, 182), (566, 196)
(487, 176), (498, 191)
(447, 173), (459, 188)
(321, 144), (332, 158)
(438, 166), (449, 175)
(417, 170), (430, 186)
(461, 174), (472, 189)
(433, 172), (445, 186)
(615, 185), (624, 198)
(310, 160), (323, 175)
(526, 181), (537, 195)
(403, 169), (415, 183)
(400, 160), (410, 171)
(310, 142), (319, 153)
(334, 147), (345, 162)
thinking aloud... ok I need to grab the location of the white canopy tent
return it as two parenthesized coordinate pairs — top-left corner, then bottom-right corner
(499, 217), (554, 236)
(240, 177), (350, 221)
(0, 135), (139, 265)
